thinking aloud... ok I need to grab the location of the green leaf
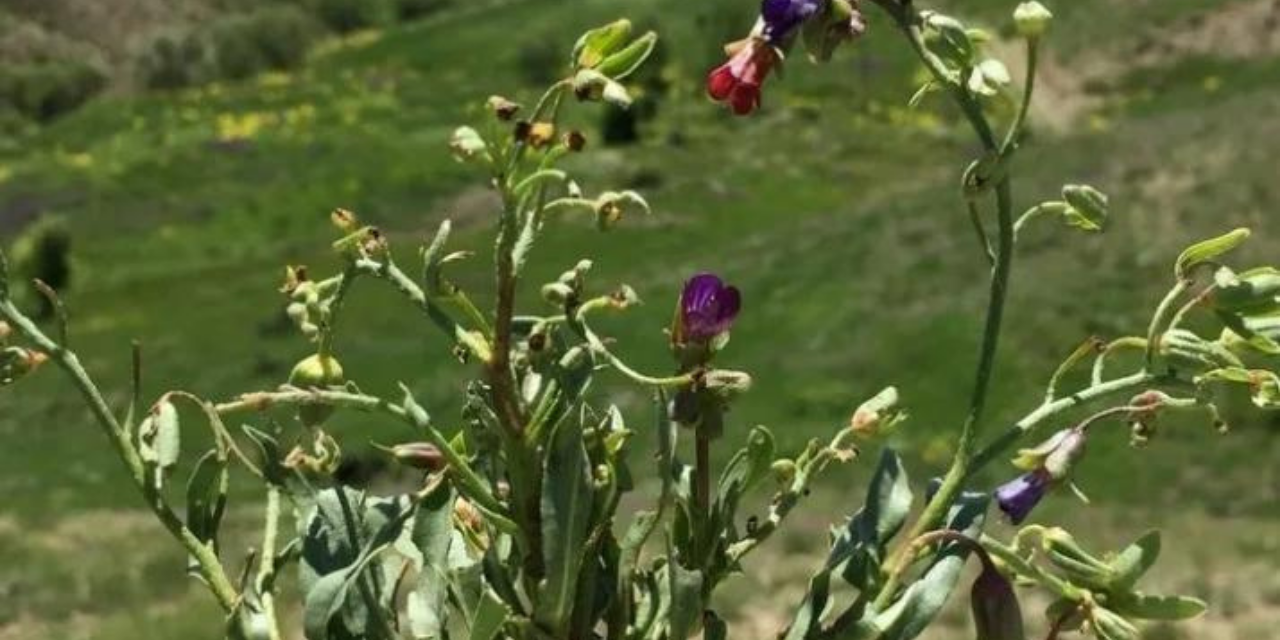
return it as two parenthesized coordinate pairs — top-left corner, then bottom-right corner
(1110, 592), (1206, 621)
(595, 31), (657, 80)
(407, 484), (456, 640)
(185, 450), (228, 574)
(469, 589), (511, 640)
(1107, 530), (1161, 591)
(921, 12), (974, 68)
(783, 568), (832, 640)
(139, 398), (181, 485)
(1061, 184), (1109, 231)
(1091, 607), (1139, 640)
(572, 19), (633, 69)
(667, 561), (704, 640)
(1176, 228), (1251, 279)
(536, 417), (595, 634)
(874, 490), (989, 640)
(862, 448), (914, 544)
(714, 426), (775, 526)
(830, 449), (914, 591)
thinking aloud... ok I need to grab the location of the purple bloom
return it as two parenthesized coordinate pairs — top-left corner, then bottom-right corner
(994, 469), (1051, 524)
(680, 273), (741, 341)
(761, 0), (821, 42)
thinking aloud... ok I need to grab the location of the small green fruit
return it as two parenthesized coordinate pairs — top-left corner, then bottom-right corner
(289, 354), (344, 426)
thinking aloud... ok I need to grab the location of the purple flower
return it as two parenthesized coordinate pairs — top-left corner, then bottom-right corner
(994, 469), (1051, 524)
(680, 273), (741, 341)
(761, 0), (822, 42)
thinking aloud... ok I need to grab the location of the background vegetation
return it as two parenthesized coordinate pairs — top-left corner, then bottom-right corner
(1, 0), (1277, 638)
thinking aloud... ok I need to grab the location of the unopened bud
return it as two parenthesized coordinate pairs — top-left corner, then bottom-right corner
(970, 563), (1025, 640)
(289, 354), (345, 426)
(391, 442), (446, 471)
(702, 369), (753, 399)
(450, 126), (488, 161)
(0, 346), (48, 386)
(541, 282), (576, 307)
(0, 320), (10, 342)
(849, 386), (906, 437)
(486, 95), (521, 121)
(771, 459), (797, 485)
(331, 208), (359, 232)
(1013, 1), (1053, 38)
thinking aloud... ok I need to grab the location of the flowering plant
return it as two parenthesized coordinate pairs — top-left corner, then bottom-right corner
(1, 3), (1276, 640)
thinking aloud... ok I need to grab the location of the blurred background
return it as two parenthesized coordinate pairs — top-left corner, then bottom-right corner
(1, 0), (1278, 638)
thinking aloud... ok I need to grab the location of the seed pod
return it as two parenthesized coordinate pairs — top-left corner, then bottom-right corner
(289, 354), (345, 426)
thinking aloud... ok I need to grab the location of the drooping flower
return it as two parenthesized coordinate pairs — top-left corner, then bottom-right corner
(679, 273), (741, 342)
(706, 39), (778, 115)
(994, 469), (1051, 525)
(761, 0), (822, 43)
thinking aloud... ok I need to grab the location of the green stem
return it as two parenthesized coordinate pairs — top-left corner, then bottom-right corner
(1000, 37), (1040, 154)
(0, 298), (240, 612)
(1091, 337), (1147, 385)
(869, 0), (1013, 610)
(257, 485), (285, 640)
(1145, 281), (1188, 369)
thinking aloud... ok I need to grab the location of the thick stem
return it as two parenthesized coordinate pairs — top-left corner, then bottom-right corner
(257, 485), (285, 640)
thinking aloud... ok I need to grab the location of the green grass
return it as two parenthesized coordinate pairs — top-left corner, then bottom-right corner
(2, 0), (1279, 637)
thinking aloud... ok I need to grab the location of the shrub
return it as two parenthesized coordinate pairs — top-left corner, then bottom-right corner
(310, 0), (397, 34)
(0, 61), (106, 122)
(7, 215), (71, 319)
(137, 32), (211, 90)
(209, 6), (323, 81)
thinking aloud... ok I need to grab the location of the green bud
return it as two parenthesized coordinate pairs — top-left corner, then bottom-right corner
(390, 442), (446, 471)
(542, 282), (576, 307)
(593, 190), (649, 230)
(572, 69), (632, 108)
(1061, 184), (1108, 231)
(921, 12), (974, 67)
(848, 386), (906, 437)
(594, 31), (658, 80)
(702, 369), (753, 399)
(289, 354), (345, 426)
(1158, 329), (1244, 370)
(449, 126), (488, 162)
(1091, 607), (1140, 640)
(1211, 266), (1280, 314)
(771, 459), (797, 485)
(1176, 228), (1250, 280)
(1013, 1), (1053, 38)
(1041, 528), (1115, 590)
(572, 19), (633, 69)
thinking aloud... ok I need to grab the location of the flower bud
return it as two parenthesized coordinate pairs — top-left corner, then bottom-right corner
(1061, 184), (1108, 231)
(771, 459), (797, 485)
(0, 320), (11, 342)
(289, 354), (345, 426)
(0, 346), (48, 386)
(391, 442), (446, 471)
(541, 282), (577, 307)
(330, 208), (359, 233)
(486, 95), (521, 120)
(970, 562), (1025, 640)
(702, 369), (753, 399)
(1013, 1), (1053, 38)
(849, 386), (906, 437)
(449, 126), (488, 162)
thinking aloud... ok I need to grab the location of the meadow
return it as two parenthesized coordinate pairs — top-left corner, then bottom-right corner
(1, 0), (1278, 638)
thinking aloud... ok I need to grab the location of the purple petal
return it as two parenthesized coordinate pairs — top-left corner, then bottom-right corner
(680, 273), (741, 341)
(760, 0), (821, 41)
(994, 471), (1050, 525)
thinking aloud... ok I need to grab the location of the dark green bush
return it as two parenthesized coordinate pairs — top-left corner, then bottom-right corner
(394, 0), (453, 21)
(0, 62), (106, 122)
(8, 215), (72, 319)
(137, 32), (211, 90)
(210, 6), (323, 80)
(311, 0), (396, 34)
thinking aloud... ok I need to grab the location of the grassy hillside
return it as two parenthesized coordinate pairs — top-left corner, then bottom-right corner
(1, 0), (1279, 637)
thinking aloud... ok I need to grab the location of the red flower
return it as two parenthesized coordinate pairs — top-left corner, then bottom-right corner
(706, 40), (778, 116)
